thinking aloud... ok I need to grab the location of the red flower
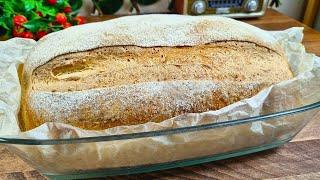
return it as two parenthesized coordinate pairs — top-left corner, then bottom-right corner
(64, 6), (72, 14)
(55, 13), (67, 24)
(74, 16), (86, 25)
(47, 0), (57, 5)
(63, 22), (72, 29)
(21, 31), (34, 39)
(36, 31), (47, 40)
(13, 15), (28, 26)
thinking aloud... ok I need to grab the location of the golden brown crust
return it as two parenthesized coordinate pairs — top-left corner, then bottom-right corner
(23, 81), (267, 131)
(24, 15), (282, 75)
(20, 42), (293, 131)
(32, 42), (290, 92)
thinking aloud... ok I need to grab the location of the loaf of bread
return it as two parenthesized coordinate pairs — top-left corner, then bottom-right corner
(19, 15), (293, 131)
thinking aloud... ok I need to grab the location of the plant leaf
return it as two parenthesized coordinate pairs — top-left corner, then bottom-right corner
(23, 19), (50, 32)
(70, 0), (83, 11)
(35, 1), (57, 17)
(0, 16), (10, 30)
(23, 0), (36, 12)
(3, 2), (15, 17)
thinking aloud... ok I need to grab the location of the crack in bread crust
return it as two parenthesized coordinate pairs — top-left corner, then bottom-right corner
(31, 41), (291, 92)
(19, 15), (292, 131)
(19, 41), (293, 131)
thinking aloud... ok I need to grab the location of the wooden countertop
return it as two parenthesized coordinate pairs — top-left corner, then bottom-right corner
(1, 9), (319, 179)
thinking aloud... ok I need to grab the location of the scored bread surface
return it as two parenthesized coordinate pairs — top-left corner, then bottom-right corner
(20, 15), (293, 131)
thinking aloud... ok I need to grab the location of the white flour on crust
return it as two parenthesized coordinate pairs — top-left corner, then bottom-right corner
(25, 14), (280, 75)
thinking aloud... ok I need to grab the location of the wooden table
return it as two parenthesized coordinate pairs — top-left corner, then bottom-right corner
(1, 9), (319, 180)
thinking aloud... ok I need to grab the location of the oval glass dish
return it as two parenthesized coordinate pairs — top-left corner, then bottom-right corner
(1, 101), (319, 179)
(0, 27), (319, 179)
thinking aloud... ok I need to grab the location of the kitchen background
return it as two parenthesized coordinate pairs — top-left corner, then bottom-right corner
(79, 0), (320, 30)
(272, 0), (320, 31)
(272, 0), (305, 20)
(1, 0), (319, 41)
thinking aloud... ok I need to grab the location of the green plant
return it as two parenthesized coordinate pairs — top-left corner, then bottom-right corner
(0, 0), (86, 40)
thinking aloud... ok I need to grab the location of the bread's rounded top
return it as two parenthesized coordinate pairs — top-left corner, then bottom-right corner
(25, 14), (280, 74)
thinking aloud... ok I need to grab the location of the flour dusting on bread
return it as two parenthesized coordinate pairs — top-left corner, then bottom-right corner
(25, 15), (281, 75)
(20, 15), (292, 131)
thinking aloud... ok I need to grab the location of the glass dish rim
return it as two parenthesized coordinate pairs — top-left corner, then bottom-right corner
(1, 101), (319, 145)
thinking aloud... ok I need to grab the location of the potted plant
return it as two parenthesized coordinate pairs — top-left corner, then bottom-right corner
(0, 0), (86, 41)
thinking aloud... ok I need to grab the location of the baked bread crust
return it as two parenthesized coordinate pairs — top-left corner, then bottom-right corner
(20, 15), (293, 131)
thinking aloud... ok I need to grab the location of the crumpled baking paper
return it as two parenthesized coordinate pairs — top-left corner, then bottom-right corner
(0, 28), (319, 174)
(0, 38), (36, 136)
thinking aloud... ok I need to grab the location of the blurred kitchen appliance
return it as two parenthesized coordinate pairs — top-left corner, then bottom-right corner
(174, 0), (270, 18)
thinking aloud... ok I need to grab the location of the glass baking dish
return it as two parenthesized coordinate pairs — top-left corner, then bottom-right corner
(0, 100), (319, 179)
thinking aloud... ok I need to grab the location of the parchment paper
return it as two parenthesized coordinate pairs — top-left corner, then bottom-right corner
(0, 28), (319, 174)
